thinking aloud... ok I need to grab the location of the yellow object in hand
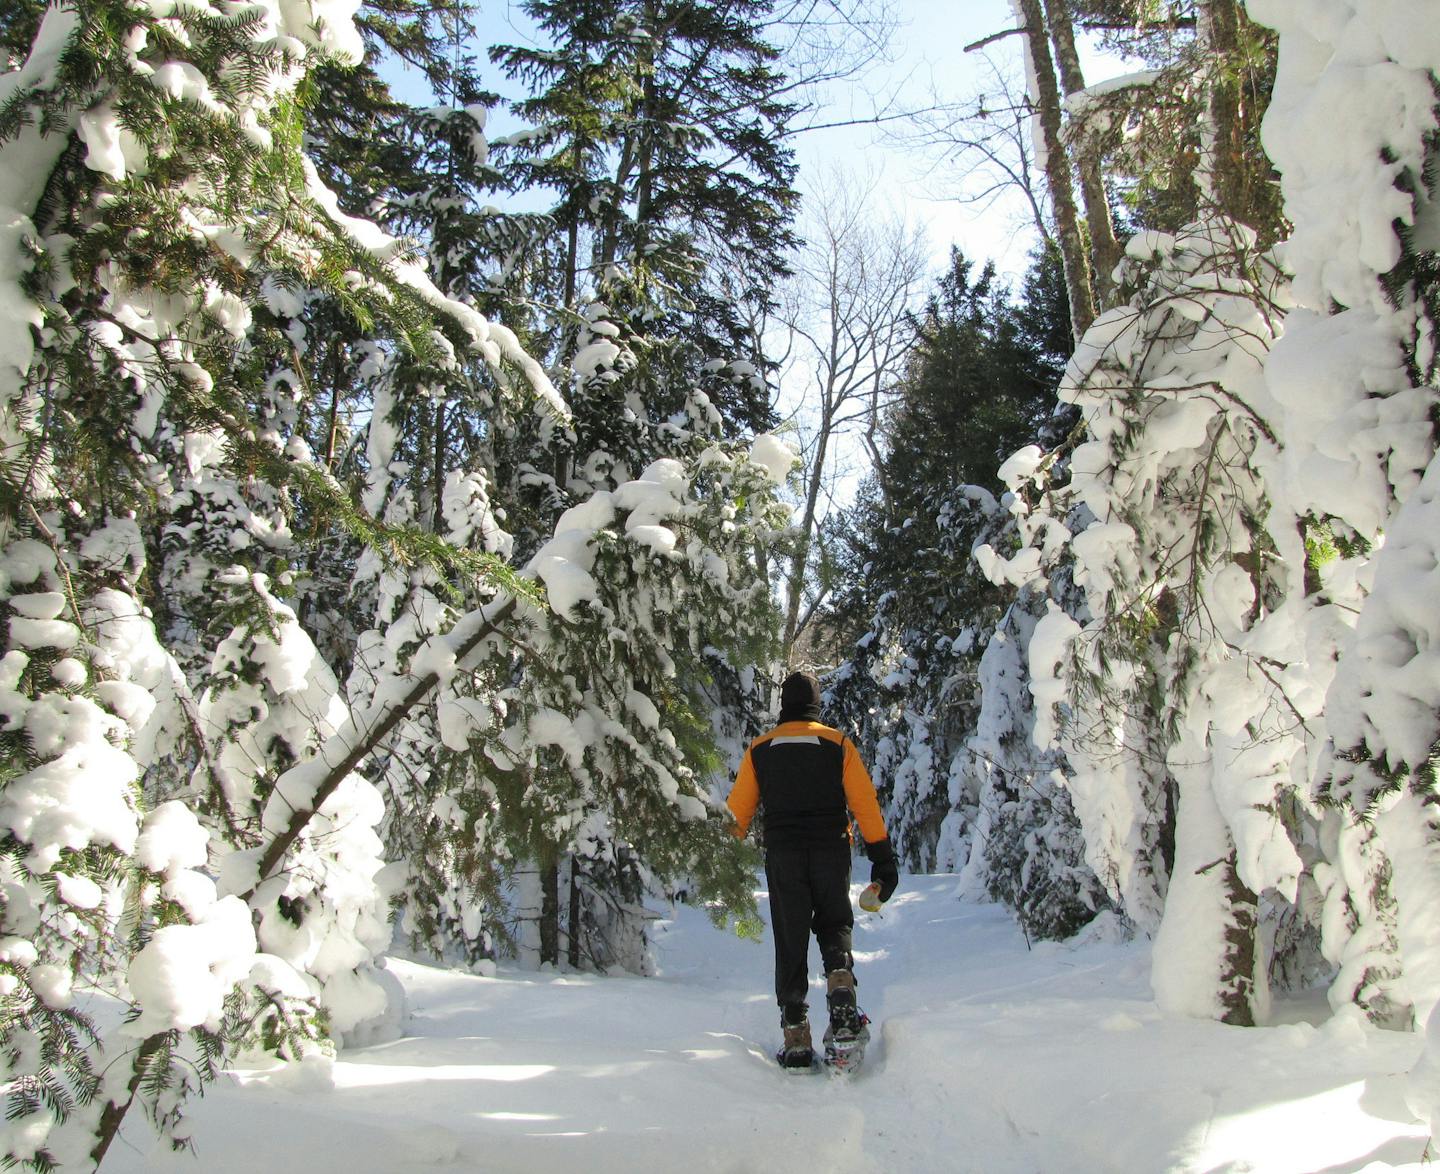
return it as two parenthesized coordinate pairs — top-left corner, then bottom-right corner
(858, 882), (883, 913)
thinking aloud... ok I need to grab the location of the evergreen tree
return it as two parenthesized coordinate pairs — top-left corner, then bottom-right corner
(0, 0), (795, 1162)
(1245, 0), (1440, 1031)
(988, 220), (1310, 1023)
(823, 246), (1081, 907)
(1063, 0), (1284, 244)
(975, 0), (1440, 1033)
(469, 0), (805, 964)
(0, 0), (474, 1156)
(959, 578), (1112, 943)
(491, 0), (799, 431)
(882, 247), (1069, 522)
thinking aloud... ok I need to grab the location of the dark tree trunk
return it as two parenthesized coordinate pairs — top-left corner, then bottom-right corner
(1043, 0), (1123, 310)
(1015, 0), (1096, 342)
(565, 215), (579, 308)
(1201, 0), (1256, 226)
(1218, 853), (1259, 1026)
(1159, 771), (1179, 882)
(540, 857), (560, 966)
(431, 401), (446, 535)
(91, 1034), (168, 1168)
(568, 858), (583, 969)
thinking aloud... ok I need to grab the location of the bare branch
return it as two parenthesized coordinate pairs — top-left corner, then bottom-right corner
(964, 26), (1025, 53)
(898, 52), (1054, 245)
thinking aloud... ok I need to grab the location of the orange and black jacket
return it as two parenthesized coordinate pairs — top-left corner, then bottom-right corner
(726, 720), (888, 852)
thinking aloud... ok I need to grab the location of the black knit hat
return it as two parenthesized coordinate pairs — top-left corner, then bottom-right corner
(778, 671), (822, 723)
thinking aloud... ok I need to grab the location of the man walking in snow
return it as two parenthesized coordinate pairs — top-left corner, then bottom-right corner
(726, 670), (900, 1069)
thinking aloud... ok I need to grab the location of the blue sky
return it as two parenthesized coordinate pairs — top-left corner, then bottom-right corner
(378, 2), (1059, 278)
(793, 0), (1044, 277)
(790, 0), (1134, 281)
(384, 1), (1134, 288)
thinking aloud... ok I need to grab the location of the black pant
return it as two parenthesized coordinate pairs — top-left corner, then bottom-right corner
(765, 843), (854, 1010)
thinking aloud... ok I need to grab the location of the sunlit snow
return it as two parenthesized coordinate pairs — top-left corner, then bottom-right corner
(103, 878), (1430, 1173)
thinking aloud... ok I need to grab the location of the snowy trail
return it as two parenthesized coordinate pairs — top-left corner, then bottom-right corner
(107, 877), (1430, 1174)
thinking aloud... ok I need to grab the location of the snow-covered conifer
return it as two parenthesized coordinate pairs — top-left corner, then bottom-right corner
(0, 0), (566, 1160)
(956, 579), (1110, 943)
(823, 247), (1090, 926)
(980, 218), (1317, 1023)
(1244, 0), (1440, 1034)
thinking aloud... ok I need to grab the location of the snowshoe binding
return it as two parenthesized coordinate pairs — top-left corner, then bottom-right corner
(822, 1011), (870, 1074)
(823, 970), (870, 1075)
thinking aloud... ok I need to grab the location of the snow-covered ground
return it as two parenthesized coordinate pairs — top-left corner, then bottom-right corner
(106, 877), (1430, 1173)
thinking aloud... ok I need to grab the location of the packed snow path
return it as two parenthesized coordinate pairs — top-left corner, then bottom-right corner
(109, 877), (1429, 1173)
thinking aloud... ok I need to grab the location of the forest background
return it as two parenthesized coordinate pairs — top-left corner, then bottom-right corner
(1, 0), (1439, 1169)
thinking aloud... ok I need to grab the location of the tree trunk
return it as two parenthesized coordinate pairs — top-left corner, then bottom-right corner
(540, 856), (560, 966)
(91, 1034), (168, 1168)
(1158, 770), (1179, 881)
(568, 858), (583, 969)
(432, 400), (446, 535)
(324, 348), (341, 469)
(1015, 0), (1095, 342)
(1217, 854), (1259, 1027)
(781, 415), (830, 659)
(1043, 0), (1123, 311)
(602, 6), (656, 269)
(564, 217), (579, 308)
(635, 71), (657, 229)
(1151, 770), (1262, 1026)
(1197, 0), (1263, 228)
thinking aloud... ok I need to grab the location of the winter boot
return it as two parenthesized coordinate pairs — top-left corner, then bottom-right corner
(823, 970), (870, 1073)
(777, 1004), (813, 1070)
(825, 969), (861, 1041)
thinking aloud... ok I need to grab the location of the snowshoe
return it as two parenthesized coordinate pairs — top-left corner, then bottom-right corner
(822, 1011), (871, 1075)
(823, 970), (869, 1075)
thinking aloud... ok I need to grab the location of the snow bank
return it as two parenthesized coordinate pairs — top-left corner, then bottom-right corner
(102, 878), (1434, 1174)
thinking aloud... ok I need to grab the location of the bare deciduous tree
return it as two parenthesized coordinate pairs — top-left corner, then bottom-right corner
(775, 168), (931, 662)
(903, 54), (1054, 246)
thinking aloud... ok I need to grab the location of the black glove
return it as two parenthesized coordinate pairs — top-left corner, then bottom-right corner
(865, 837), (899, 903)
